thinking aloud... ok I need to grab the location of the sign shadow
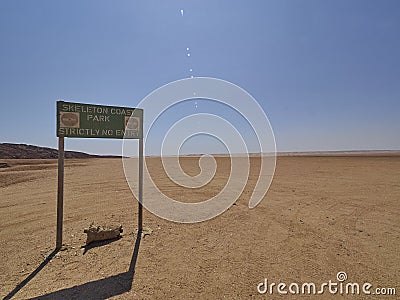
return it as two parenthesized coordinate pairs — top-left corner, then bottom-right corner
(4, 234), (142, 300)
(3, 249), (59, 300)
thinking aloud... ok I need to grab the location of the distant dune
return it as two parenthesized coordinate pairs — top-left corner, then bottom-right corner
(0, 143), (120, 159)
(1, 143), (399, 159)
(185, 150), (400, 157)
(277, 150), (400, 157)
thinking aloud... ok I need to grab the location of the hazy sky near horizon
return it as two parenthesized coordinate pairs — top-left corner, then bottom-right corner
(0, 1), (399, 155)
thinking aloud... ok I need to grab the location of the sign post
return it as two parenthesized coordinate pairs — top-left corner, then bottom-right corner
(56, 101), (143, 249)
(138, 138), (143, 232)
(56, 136), (64, 249)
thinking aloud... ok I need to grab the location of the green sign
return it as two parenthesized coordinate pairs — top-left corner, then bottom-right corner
(57, 101), (143, 139)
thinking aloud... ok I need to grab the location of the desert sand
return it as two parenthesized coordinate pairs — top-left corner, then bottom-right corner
(0, 156), (399, 299)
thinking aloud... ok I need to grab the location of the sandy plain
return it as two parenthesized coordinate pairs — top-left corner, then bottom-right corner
(0, 156), (399, 299)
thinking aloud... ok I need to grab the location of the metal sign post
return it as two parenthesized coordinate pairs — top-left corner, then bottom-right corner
(56, 136), (64, 249)
(138, 138), (143, 232)
(56, 100), (143, 249)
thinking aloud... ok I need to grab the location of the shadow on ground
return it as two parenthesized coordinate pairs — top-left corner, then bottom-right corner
(3, 249), (58, 300)
(4, 234), (142, 300)
(82, 237), (122, 255)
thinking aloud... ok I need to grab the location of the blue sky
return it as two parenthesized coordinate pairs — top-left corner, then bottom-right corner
(0, 0), (399, 155)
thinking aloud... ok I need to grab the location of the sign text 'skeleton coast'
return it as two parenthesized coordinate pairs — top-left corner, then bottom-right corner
(57, 101), (143, 139)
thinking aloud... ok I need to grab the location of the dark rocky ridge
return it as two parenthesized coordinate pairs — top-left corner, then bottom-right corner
(0, 143), (119, 159)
